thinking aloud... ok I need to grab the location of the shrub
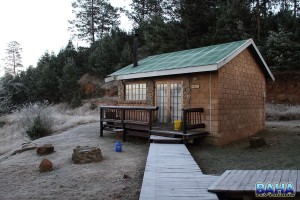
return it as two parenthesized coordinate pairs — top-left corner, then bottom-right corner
(266, 103), (300, 121)
(90, 102), (97, 110)
(17, 101), (54, 140)
(26, 115), (52, 140)
(70, 94), (82, 108)
(0, 121), (5, 128)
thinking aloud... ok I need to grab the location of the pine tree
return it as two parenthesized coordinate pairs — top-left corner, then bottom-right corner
(88, 32), (121, 76)
(127, 0), (164, 26)
(36, 57), (60, 103)
(2, 41), (23, 76)
(59, 58), (80, 103)
(69, 0), (120, 44)
(263, 29), (300, 71)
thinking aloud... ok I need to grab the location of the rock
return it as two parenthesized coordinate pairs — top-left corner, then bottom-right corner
(39, 159), (53, 172)
(72, 146), (103, 164)
(37, 144), (54, 155)
(248, 136), (266, 148)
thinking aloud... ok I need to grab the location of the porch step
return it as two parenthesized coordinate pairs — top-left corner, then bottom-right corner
(150, 129), (184, 137)
(150, 129), (209, 143)
(149, 135), (183, 144)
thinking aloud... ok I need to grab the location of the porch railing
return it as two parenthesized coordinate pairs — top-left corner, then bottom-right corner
(100, 106), (158, 141)
(182, 108), (205, 134)
(100, 106), (206, 141)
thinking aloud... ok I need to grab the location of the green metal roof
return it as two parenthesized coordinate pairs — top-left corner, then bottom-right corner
(111, 40), (247, 76)
(106, 39), (274, 81)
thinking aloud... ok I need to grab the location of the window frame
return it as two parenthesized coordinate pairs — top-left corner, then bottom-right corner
(125, 83), (147, 101)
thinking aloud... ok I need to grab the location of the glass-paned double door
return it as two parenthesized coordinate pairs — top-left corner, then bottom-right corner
(156, 82), (182, 124)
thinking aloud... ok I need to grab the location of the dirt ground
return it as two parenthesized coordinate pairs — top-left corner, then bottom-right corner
(1, 120), (299, 199)
(189, 120), (300, 175)
(0, 123), (148, 200)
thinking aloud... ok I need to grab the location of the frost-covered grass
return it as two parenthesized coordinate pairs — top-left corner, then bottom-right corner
(51, 103), (100, 133)
(0, 102), (100, 155)
(266, 103), (300, 121)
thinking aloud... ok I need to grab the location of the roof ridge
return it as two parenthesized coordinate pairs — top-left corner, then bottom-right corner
(144, 39), (250, 59)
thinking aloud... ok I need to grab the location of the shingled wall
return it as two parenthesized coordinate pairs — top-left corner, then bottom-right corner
(190, 48), (266, 145)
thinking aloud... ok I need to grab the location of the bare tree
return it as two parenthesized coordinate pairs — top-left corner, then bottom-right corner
(2, 41), (23, 76)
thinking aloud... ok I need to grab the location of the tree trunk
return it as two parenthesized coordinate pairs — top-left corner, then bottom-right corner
(91, 0), (95, 44)
(256, 0), (261, 41)
(141, 0), (146, 24)
(294, 0), (298, 17)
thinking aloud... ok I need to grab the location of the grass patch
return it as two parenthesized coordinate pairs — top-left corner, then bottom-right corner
(266, 103), (300, 121)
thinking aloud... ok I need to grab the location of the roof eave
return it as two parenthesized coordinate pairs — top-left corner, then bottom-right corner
(105, 64), (218, 82)
(249, 40), (275, 81)
(105, 76), (116, 82)
(216, 39), (275, 81)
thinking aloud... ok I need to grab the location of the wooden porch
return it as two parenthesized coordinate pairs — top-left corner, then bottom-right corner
(99, 106), (209, 143)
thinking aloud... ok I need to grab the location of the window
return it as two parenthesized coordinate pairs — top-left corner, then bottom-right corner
(125, 83), (146, 100)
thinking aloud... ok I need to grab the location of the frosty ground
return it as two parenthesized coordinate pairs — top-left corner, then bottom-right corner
(1, 102), (299, 199)
(0, 123), (148, 200)
(190, 120), (300, 175)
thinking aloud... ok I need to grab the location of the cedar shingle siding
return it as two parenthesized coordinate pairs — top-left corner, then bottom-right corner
(189, 49), (266, 145)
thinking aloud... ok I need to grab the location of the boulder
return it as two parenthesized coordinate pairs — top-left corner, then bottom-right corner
(37, 144), (54, 155)
(72, 146), (103, 164)
(39, 159), (53, 172)
(248, 136), (266, 148)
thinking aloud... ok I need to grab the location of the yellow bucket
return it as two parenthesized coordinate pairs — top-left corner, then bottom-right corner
(174, 120), (182, 131)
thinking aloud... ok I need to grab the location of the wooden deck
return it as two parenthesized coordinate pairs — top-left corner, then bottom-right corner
(100, 106), (209, 143)
(208, 170), (300, 199)
(140, 144), (219, 200)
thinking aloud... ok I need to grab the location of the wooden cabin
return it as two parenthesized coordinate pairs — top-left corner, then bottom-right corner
(104, 39), (274, 145)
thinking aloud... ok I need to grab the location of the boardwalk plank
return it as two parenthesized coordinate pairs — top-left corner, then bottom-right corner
(216, 170), (238, 191)
(207, 169), (300, 197)
(228, 170), (249, 191)
(256, 170), (269, 183)
(243, 170), (263, 192)
(140, 143), (218, 200)
(262, 169), (275, 184)
(281, 170), (291, 182)
(208, 170), (231, 191)
(222, 170), (244, 191)
(272, 170), (283, 183)
(288, 170), (297, 188)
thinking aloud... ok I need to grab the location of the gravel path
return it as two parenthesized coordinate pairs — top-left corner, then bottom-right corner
(0, 123), (148, 200)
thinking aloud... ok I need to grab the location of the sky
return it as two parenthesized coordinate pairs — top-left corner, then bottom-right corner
(0, 0), (132, 74)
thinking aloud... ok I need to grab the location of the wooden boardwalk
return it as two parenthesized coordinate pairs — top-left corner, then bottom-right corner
(139, 144), (218, 200)
(208, 170), (300, 199)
